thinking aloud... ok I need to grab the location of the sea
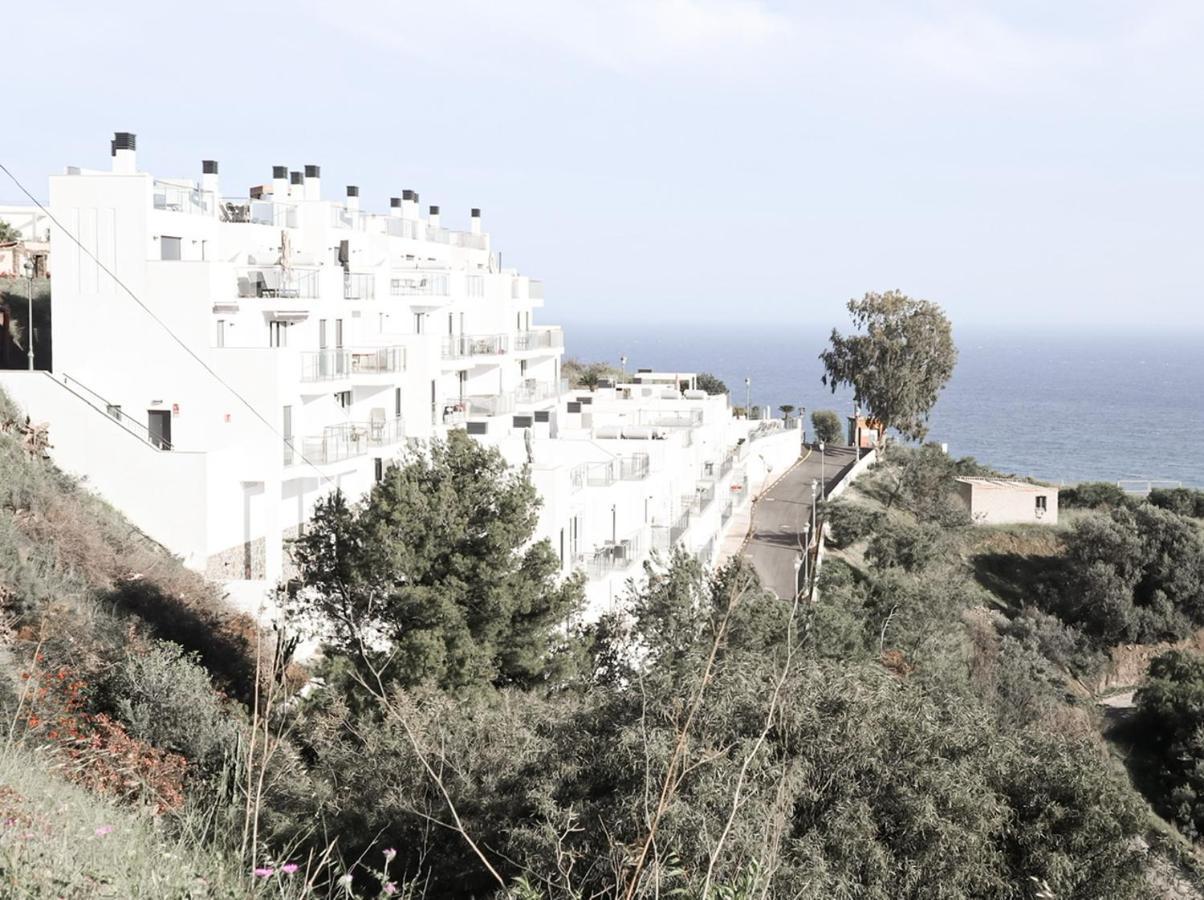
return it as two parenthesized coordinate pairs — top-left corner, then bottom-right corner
(560, 322), (1204, 489)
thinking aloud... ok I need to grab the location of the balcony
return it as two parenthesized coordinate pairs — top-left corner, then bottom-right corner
(331, 206), (371, 231)
(637, 408), (704, 429)
(449, 230), (487, 250)
(514, 380), (562, 404)
(344, 272), (376, 300)
(300, 346), (405, 383)
(620, 453), (650, 480)
(441, 333), (509, 360)
(465, 393), (515, 417)
(442, 402), (467, 426)
(583, 529), (646, 580)
(220, 199), (298, 228)
(390, 270), (449, 297)
(236, 265), (320, 300)
(153, 180), (214, 215)
(288, 417), (404, 466)
(385, 218), (422, 239)
(513, 327), (564, 353)
(586, 461), (616, 487)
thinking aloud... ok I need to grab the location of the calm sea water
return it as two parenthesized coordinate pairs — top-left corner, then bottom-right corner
(561, 323), (1204, 488)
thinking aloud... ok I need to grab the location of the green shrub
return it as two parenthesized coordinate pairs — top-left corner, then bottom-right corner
(695, 372), (727, 395)
(1148, 487), (1204, 519)
(821, 499), (880, 549)
(1135, 651), (1204, 839)
(810, 409), (844, 445)
(1061, 481), (1130, 510)
(864, 519), (939, 572)
(1002, 609), (1103, 678)
(99, 640), (241, 770)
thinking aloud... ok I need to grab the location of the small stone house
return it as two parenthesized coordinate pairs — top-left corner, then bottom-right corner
(955, 477), (1059, 526)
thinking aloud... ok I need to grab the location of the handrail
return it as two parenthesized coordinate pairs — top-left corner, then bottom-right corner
(57, 373), (173, 451)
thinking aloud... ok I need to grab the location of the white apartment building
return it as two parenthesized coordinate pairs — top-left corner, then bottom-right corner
(0, 133), (798, 617)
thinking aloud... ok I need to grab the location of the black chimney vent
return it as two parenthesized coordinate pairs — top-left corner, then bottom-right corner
(412, 192), (419, 204)
(346, 185), (359, 197)
(390, 197), (402, 208)
(113, 132), (136, 151)
(429, 205), (440, 215)
(289, 171), (304, 185)
(402, 189), (415, 201)
(470, 208), (481, 218)
(272, 165), (288, 179)
(202, 160), (219, 174)
(304, 164), (320, 178)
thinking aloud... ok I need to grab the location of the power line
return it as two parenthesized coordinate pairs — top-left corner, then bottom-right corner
(0, 160), (334, 487)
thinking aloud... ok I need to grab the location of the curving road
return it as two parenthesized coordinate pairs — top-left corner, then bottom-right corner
(741, 444), (858, 600)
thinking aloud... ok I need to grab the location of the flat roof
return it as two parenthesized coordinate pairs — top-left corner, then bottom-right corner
(955, 477), (1057, 493)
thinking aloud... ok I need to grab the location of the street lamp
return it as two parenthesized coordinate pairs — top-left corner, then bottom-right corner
(22, 257), (34, 371)
(810, 478), (818, 543)
(744, 377), (751, 420)
(620, 355), (627, 378)
(819, 441), (826, 499)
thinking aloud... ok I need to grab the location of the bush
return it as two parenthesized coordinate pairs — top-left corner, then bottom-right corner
(98, 640), (240, 770)
(1135, 651), (1204, 839)
(1148, 487), (1204, 519)
(810, 409), (844, 444)
(821, 499), (880, 549)
(864, 519), (939, 572)
(1001, 609), (1103, 678)
(1061, 481), (1130, 510)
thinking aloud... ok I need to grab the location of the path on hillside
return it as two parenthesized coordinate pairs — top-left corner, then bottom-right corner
(741, 445), (858, 600)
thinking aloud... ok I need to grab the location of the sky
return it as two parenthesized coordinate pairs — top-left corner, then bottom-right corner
(5, 1), (1203, 332)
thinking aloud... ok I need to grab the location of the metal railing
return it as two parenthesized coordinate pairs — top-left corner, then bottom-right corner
(620, 453), (650, 480)
(385, 218), (421, 239)
(293, 418), (404, 465)
(514, 328), (564, 352)
(391, 271), (449, 296)
(344, 272), (376, 300)
(514, 380), (561, 404)
(351, 346), (405, 375)
(586, 461), (617, 487)
(583, 529), (646, 580)
(721, 500), (734, 525)
(58, 373), (172, 451)
(441, 333), (509, 359)
(638, 409), (704, 429)
(236, 265), (320, 299)
(153, 180), (214, 215)
(424, 225), (451, 244)
(300, 349), (349, 382)
(220, 199), (297, 227)
(570, 463), (587, 492)
(331, 206), (371, 231)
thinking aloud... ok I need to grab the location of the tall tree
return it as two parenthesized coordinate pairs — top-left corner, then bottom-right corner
(820, 290), (957, 442)
(289, 430), (585, 694)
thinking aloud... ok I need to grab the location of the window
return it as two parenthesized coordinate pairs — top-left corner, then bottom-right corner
(414, 313), (424, 335)
(394, 387), (402, 419)
(448, 313), (454, 336)
(1035, 495), (1048, 512)
(335, 319), (344, 348)
(519, 359), (528, 377)
(160, 236), (182, 261)
(106, 404), (121, 421)
(374, 458), (384, 482)
(282, 405), (294, 465)
(335, 390), (352, 410)
(269, 321), (290, 347)
(318, 319), (327, 349)
(215, 320), (225, 348)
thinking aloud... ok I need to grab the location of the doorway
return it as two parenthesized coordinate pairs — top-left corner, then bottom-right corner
(148, 410), (172, 449)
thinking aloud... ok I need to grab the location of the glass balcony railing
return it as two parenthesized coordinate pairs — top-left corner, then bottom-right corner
(390, 271), (450, 296)
(441, 334), (509, 359)
(344, 272), (376, 300)
(513, 328), (564, 352)
(236, 265), (319, 299)
(301, 347), (406, 382)
(350, 346), (404, 375)
(220, 199), (298, 227)
(293, 418), (404, 465)
(153, 180), (214, 215)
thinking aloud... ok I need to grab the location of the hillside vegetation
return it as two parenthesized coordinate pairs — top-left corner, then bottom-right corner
(3, 382), (1204, 897)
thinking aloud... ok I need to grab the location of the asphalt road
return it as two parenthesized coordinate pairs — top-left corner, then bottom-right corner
(742, 444), (858, 600)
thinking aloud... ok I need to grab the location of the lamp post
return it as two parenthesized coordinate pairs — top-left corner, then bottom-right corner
(799, 522), (811, 597)
(620, 355), (627, 378)
(810, 479), (818, 542)
(744, 377), (751, 420)
(819, 441), (826, 499)
(23, 257), (34, 370)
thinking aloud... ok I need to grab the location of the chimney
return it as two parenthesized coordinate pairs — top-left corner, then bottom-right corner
(346, 185), (360, 212)
(289, 170), (304, 201)
(470, 207), (482, 235)
(389, 196), (402, 218)
(428, 205), (440, 230)
(201, 160), (219, 196)
(402, 189), (418, 220)
(111, 132), (137, 175)
(271, 165), (289, 199)
(304, 164), (321, 202)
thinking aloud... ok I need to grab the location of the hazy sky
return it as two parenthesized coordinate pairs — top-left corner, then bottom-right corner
(6, 1), (1203, 331)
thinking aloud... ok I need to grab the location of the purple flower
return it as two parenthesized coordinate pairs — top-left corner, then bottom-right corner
(383, 883), (397, 896)
(383, 847), (397, 863)
(94, 825), (114, 836)
(281, 863), (300, 875)
(253, 867), (275, 878)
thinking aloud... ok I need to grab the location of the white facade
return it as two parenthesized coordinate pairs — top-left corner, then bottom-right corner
(0, 133), (778, 618)
(955, 477), (1059, 526)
